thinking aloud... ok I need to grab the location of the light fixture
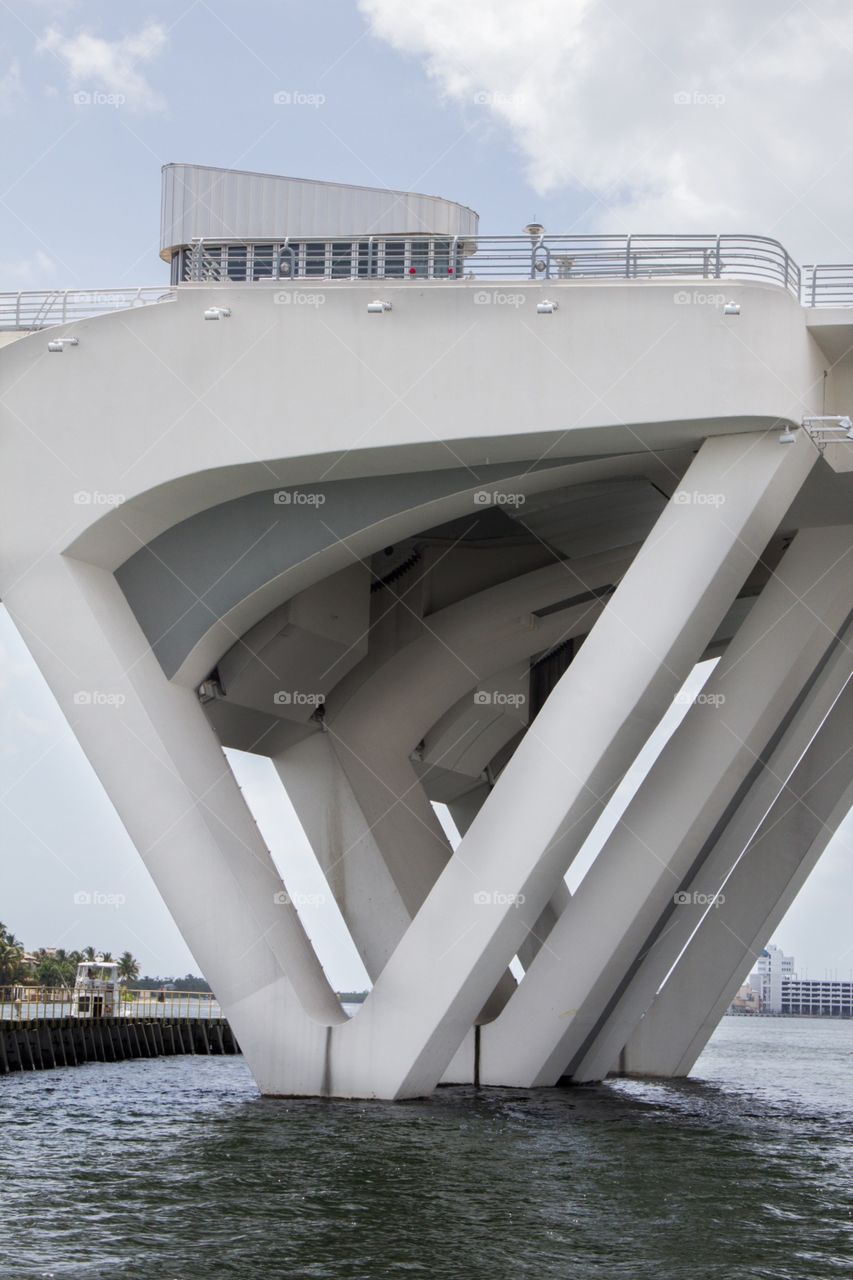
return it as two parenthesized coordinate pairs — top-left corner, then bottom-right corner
(536, 300), (559, 314)
(723, 301), (741, 316)
(203, 306), (231, 320)
(778, 427), (797, 444)
(47, 336), (79, 352)
(367, 300), (392, 314)
(524, 222), (545, 238)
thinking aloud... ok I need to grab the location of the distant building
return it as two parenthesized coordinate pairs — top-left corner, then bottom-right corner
(728, 982), (760, 1014)
(749, 945), (796, 1012)
(781, 978), (853, 1017)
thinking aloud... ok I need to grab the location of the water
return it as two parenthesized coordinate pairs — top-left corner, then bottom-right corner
(0, 1018), (850, 1280)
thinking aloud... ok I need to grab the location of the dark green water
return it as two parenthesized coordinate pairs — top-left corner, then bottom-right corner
(0, 1018), (850, 1280)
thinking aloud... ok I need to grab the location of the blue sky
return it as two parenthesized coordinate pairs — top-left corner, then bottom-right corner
(1, 0), (850, 984)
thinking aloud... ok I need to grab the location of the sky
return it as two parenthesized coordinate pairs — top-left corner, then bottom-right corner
(0, 0), (851, 985)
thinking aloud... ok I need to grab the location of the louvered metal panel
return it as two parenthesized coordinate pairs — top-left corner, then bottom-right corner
(160, 164), (479, 262)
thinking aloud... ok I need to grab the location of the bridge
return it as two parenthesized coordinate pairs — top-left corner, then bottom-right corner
(1, 163), (851, 1098)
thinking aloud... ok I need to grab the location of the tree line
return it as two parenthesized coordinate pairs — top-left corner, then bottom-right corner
(0, 921), (139, 987)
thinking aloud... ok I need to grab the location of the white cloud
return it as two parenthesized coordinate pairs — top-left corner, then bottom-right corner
(0, 250), (55, 286)
(37, 22), (167, 113)
(0, 60), (25, 114)
(358, 0), (853, 259)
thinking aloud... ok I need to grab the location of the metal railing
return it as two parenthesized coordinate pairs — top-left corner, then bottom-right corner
(0, 986), (223, 1020)
(6, 238), (853, 327)
(801, 264), (853, 307)
(0, 286), (175, 330)
(179, 232), (801, 296)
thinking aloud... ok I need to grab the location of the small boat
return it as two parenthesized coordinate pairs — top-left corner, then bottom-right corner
(72, 957), (120, 1018)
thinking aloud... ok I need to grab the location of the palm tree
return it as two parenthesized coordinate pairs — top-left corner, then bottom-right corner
(117, 951), (139, 983)
(81, 945), (97, 961)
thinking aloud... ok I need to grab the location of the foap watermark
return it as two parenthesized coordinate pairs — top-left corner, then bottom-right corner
(473, 690), (526, 708)
(273, 89), (325, 108)
(273, 690), (325, 707)
(473, 890), (526, 907)
(74, 889), (127, 908)
(273, 291), (326, 308)
(673, 90), (726, 108)
(73, 691), (126, 707)
(273, 489), (326, 506)
(473, 90), (526, 108)
(473, 289), (526, 308)
(73, 89), (126, 108)
(473, 490), (526, 507)
(673, 890), (726, 908)
(673, 490), (726, 507)
(74, 490), (125, 507)
(674, 690), (726, 708)
(273, 890), (327, 907)
(673, 290), (727, 307)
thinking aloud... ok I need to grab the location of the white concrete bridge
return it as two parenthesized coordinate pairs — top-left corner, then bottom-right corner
(1, 163), (851, 1098)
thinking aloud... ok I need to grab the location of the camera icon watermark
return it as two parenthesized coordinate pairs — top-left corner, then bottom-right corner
(473, 890), (526, 907)
(73, 490), (126, 507)
(73, 89), (126, 108)
(473, 690), (526, 708)
(473, 289), (526, 307)
(673, 90), (725, 108)
(673, 290), (727, 306)
(273, 89), (326, 108)
(673, 890), (726, 908)
(273, 291), (326, 308)
(73, 691), (126, 707)
(673, 490), (726, 507)
(273, 889), (327, 906)
(673, 690), (726, 708)
(472, 90), (525, 108)
(473, 490), (526, 507)
(273, 489), (326, 506)
(74, 889), (127, 908)
(273, 690), (325, 707)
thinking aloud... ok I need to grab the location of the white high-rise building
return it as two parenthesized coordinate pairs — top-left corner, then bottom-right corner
(750, 945), (797, 1012)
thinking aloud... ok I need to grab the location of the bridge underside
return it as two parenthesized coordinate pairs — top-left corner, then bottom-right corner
(3, 282), (852, 1099)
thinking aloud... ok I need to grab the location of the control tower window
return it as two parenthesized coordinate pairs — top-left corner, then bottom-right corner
(410, 240), (430, 277)
(383, 240), (405, 277)
(304, 242), (327, 276)
(226, 245), (247, 281)
(331, 242), (355, 278)
(252, 245), (274, 279)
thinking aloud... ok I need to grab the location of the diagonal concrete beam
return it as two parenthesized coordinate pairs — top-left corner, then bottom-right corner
(331, 431), (817, 1097)
(479, 522), (853, 1087)
(619, 672), (853, 1077)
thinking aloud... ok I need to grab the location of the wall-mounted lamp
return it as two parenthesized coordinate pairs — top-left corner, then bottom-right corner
(47, 336), (79, 352)
(723, 301), (741, 316)
(536, 300), (559, 315)
(204, 306), (231, 320)
(778, 427), (798, 444)
(367, 300), (392, 314)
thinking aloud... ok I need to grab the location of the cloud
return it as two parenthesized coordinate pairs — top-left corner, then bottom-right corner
(0, 250), (55, 286)
(0, 60), (25, 114)
(358, 0), (853, 259)
(37, 22), (167, 113)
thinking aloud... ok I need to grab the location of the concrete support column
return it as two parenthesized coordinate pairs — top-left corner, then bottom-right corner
(570, 621), (853, 1082)
(478, 523), (853, 1087)
(274, 549), (628, 980)
(621, 673), (853, 1076)
(3, 557), (343, 1097)
(331, 432), (816, 1098)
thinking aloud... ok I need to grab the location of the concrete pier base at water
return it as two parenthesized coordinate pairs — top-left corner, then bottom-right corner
(0, 1018), (240, 1075)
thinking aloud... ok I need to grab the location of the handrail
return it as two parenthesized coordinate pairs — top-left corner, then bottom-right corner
(0, 985), (223, 1020)
(0, 286), (175, 331)
(5, 240), (853, 326)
